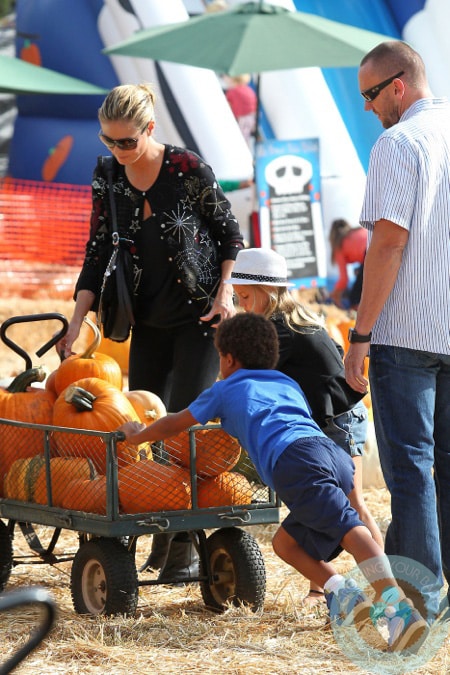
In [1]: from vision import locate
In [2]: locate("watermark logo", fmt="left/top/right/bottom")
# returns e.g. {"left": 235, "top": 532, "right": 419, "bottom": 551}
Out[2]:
{"left": 328, "top": 555, "right": 449, "bottom": 674}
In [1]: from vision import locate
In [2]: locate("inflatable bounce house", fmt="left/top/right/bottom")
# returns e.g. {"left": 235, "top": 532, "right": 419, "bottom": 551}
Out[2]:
{"left": 4, "top": 0, "right": 450, "bottom": 278}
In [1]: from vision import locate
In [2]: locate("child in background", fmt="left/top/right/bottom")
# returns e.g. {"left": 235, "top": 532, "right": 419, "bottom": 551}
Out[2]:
{"left": 227, "top": 247, "right": 382, "bottom": 606}
{"left": 118, "top": 313, "right": 427, "bottom": 652}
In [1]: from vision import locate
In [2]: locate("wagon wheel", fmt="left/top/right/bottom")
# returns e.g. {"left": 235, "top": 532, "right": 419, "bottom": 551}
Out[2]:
{"left": 0, "top": 520, "right": 13, "bottom": 592}
{"left": 70, "top": 538, "right": 138, "bottom": 616}
{"left": 200, "top": 527, "right": 266, "bottom": 613}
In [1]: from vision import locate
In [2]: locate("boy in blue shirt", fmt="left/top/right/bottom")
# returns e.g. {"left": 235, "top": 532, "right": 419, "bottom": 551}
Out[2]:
{"left": 119, "top": 313, "right": 427, "bottom": 652}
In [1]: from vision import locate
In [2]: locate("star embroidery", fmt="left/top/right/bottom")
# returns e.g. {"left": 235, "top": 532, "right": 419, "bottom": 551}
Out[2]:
{"left": 163, "top": 204, "right": 197, "bottom": 242}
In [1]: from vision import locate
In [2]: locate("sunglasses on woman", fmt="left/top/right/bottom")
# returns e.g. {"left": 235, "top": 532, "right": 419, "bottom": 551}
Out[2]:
{"left": 98, "top": 125, "right": 148, "bottom": 150}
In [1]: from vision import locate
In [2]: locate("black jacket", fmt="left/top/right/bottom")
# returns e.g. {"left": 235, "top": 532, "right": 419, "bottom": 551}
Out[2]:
{"left": 75, "top": 146, "right": 243, "bottom": 322}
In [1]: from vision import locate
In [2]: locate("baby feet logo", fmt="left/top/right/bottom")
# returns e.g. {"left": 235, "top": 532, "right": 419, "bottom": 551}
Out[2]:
{"left": 327, "top": 555, "right": 449, "bottom": 674}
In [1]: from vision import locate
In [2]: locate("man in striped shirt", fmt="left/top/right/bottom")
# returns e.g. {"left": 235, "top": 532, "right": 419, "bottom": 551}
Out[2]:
{"left": 345, "top": 41, "right": 450, "bottom": 624}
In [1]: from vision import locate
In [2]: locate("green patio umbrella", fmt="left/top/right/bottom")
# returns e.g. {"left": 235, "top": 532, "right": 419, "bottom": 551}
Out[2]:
{"left": 104, "top": 1, "right": 392, "bottom": 75}
{"left": 0, "top": 55, "right": 108, "bottom": 95}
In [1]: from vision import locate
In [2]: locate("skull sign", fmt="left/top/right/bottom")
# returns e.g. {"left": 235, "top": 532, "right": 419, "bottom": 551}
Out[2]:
{"left": 265, "top": 155, "right": 313, "bottom": 196}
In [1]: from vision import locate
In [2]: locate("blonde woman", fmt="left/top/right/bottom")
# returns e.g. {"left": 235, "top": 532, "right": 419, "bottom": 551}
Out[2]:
{"left": 59, "top": 83, "right": 244, "bottom": 582}
{"left": 226, "top": 248, "right": 383, "bottom": 606}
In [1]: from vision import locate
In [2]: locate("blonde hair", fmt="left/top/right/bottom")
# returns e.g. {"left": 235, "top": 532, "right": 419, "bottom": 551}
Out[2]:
{"left": 259, "top": 285, "right": 324, "bottom": 332}
{"left": 98, "top": 83, "right": 157, "bottom": 130}
{"left": 230, "top": 74, "right": 252, "bottom": 86}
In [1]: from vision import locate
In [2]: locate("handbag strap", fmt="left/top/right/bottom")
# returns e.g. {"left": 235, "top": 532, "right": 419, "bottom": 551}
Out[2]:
{"left": 99, "top": 156, "right": 120, "bottom": 246}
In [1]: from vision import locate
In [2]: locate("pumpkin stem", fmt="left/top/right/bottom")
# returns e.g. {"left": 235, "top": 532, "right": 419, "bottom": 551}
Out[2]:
{"left": 7, "top": 366, "right": 46, "bottom": 393}
{"left": 64, "top": 385, "right": 96, "bottom": 411}
{"left": 79, "top": 316, "right": 101, "bottom": 359}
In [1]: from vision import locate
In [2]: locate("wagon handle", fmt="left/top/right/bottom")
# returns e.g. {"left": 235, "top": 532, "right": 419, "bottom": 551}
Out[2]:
{"left": 0, "top": 313, "right": 68, "bottom": 370}
{"left": 0, "top": 586, "right": 57, "bottom": 675}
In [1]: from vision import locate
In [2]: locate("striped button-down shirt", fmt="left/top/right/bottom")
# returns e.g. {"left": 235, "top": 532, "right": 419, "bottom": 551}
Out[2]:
{"left": 360, "top": 98, "right": 450, "bottom": 355}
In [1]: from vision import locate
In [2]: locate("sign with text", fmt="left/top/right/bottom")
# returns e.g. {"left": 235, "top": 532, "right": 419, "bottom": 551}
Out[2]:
{"left": 255, "top": 138, "right": 327, "bottom": 288}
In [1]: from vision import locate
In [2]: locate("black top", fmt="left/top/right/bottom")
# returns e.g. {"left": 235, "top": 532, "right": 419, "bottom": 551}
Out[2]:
{"left": 272, "top": 314, "right": 364, "bottom": 427}
{"left": 75, "top": 145, "right": 244, "bottom": 327}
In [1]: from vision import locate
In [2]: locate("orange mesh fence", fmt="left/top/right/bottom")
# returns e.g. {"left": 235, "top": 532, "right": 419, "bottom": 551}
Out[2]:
{"left": 0, "top": 178, "right": 92, "bottom": 298}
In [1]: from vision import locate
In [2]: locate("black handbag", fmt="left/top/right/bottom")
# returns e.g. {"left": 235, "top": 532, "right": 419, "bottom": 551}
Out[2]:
{"left": 97, "top": 157, "right": 135, "bottom": 342}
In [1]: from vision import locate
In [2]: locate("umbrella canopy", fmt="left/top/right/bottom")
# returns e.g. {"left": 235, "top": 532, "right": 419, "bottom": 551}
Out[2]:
{"left": 104, "top": 1, "right": 392, "bottom": 75}
{"left": 0, "top": 55, "right": 108, "bottom": 95}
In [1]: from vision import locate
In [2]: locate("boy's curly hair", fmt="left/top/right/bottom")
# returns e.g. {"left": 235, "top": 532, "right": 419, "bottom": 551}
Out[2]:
{"left": 215, "top": 313, "right": 279, "bottom": 369}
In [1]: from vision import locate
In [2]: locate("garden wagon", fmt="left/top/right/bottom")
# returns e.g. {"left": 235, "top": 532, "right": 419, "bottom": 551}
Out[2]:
{"left": 0, "top": 314, "right": 280, "bottom": 617}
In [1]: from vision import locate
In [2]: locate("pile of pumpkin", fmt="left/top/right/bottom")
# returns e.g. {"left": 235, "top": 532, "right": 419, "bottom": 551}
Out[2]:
{"left": 0, "top": 317, "right": 253, "bottom": 515}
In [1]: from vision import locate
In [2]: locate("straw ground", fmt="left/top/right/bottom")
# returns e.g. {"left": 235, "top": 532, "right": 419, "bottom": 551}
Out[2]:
{"left": 0, "top": 296, "right": 448, "bottom": 674}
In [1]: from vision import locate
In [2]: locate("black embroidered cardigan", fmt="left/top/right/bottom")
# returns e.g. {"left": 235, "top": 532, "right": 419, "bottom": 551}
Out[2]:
{"left": 75, "top": 145, "right": 244, "bottom": 323}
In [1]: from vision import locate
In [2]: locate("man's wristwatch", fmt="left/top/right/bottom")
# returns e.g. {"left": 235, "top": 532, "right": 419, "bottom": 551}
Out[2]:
{"left": 348, "top": 328, "right": 372, "bottom": 344}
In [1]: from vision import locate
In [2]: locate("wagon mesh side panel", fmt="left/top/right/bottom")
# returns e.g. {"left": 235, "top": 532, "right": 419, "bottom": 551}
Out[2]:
{"left": 0, "top": 420, "right": 273, "bottom": 517}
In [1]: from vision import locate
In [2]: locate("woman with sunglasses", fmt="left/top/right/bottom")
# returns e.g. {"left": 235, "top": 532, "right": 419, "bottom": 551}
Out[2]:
{"left": 59, "top": 83, "right": 244, "bottom": 581}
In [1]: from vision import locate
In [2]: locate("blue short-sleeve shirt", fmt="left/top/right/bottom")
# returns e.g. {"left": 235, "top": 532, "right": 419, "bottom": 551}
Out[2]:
{"left": 189, "top": 369, "right": 324, "bottom": 489}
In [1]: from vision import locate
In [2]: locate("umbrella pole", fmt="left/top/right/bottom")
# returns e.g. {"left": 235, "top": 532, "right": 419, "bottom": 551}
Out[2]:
{"left": 251, "top": 72, "right": 261, "bottom": 247}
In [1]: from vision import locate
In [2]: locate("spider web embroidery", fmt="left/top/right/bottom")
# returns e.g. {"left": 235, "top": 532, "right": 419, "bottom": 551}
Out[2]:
{"left": 200, "top": 188, "right": 230, "bottom": 216}
{"left": 175, "top": 248, "right": 217, "bottom": 287}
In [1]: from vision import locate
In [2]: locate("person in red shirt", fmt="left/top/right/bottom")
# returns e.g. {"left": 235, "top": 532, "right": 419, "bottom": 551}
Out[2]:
{"left": 224, "top": 74, "right": 257, "bottom": 146}
{"left": 329, "top": 219, "right": 368, "bottom": 309}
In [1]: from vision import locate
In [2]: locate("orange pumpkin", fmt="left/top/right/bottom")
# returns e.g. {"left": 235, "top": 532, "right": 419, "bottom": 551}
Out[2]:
{"left": 0, "top": 367, "right": 56, "bottom": 496}
{"left": 54, "top": 316, "right": 122, "bottom": 395}
{"left": 197, "top": 471, "right": 253, "bottom": 508}
{"left": 124, "top": 389, "right": 167, "bottom": 424}
{"left": 118, "top": 460, "right": 191, "bottom": 513}
{"left": 44, "top": 368, "right": 58, "bottom": 396}
{"left": 336, "top": 319, "right": 355, "bottom": 354}
{"left": 52, "top": 377, "right": 147, "bottom": 474}
{"left": 167, "top": 426, "right": 241, "bottom": 477}
{"left": 61, "top": 476, "right": 107, "bottom": 514}
{"left": 33, "top": 456, "right": 97, "bottom": 506}
{"left": 325, "top": 317, "right": 346, "bottom": 351}
{"left": 3, "top": 455, "right": 45, "bottom": 502}
{"left": 97, "top": 327, "right": 130, "bottom": 374}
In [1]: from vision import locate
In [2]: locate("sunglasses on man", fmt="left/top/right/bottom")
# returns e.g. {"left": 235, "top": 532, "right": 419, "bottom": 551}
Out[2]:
{"left": 361, "top": 71, "right": 404, "bottom": 102}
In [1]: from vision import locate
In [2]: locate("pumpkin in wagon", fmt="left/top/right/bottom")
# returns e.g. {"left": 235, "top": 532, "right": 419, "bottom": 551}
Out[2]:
{"left": 33, "top": 456, "right": 97, "bottom": 507}
{"left": 3, "top": 455, "right": 45, "bottom": 502}
{"left": 61, "top": 475, "right": 107, "bottom": 514}
{"left": 167, "top": 425, "right": 241, "bottom": 477}
{"left": 52, "top": 377, "right": 149, "bottom": 474}
{"left": 53, "top": 316, "right": 123, "bottom": 395}
{"left": 123, "top": 389, "right": 166, "bottom": 424}
{"left": 0, "top": 366, "right": 56, "bottom": 496}
{"left": 197, "top": 471, "right": 253, "bottom": 508}
{"left": 118, "top": 460, "right": 191, "bottom": 513}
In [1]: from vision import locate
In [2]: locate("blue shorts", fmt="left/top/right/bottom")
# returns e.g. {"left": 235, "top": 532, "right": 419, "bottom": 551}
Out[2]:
{"left": 321, "top": 400, "right": 368, "bottom": 458}
{"left": 272, "top": 436, "right": 364, "bottom": 561}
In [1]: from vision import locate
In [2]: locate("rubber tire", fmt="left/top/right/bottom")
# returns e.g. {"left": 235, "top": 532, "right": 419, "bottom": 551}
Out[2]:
{"left": 70, "top": 538, "right": 138, "bottom": 616}
{"left": 200, "top": 527, "right": 266, "bottom": 613}
{"left": 0, "top": 520, "right": 13, "bottom": 592}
